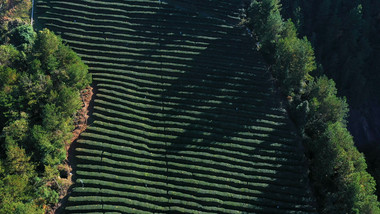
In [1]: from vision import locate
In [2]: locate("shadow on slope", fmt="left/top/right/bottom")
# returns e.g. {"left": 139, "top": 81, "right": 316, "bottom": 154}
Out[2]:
{"left": 152, "top": 3, "right": 316, "bottom": 213}
{"left": 45, "top": 0, "right": 316, "bottom": 212}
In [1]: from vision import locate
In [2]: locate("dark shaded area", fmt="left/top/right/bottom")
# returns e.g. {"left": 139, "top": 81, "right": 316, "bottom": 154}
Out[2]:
{"left": 281, "top": 0, "right": 380, "bottom": 200}
{"left": 160, "top": 34, "right": 316, "bottom": 212}
{"left": 148, "top": 2, "right": 316, "bottom": 212}
{"left": 281, "top": 0, "right": 380, "bottom": 149}
{"left": 36, "top": 0, "right": 316, "bottom": 212}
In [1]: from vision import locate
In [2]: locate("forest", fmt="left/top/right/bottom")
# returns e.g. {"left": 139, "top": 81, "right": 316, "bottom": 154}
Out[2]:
{"left": 276, "top": 0, "right": 380, "bottom": 208}
{"left": 0, "top": 0, "right": 91, "bottom": 213}
{"left": 244, "top": 0, "right": 380, "bottom": 213}
{"left": 278, "top": 0, "right": 380, "bottom": 200}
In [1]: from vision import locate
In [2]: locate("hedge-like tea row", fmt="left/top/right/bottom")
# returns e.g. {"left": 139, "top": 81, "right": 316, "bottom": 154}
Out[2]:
{"left": 36, "top": 0, "right": 317, "bottom": 212}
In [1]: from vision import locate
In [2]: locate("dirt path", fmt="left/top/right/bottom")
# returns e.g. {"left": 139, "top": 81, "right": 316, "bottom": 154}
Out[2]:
{"left": 70, "top": 86, "right": 93, "bottom": 146}
{"left": 49, "top": 86, "right": 94, "bottom": 214}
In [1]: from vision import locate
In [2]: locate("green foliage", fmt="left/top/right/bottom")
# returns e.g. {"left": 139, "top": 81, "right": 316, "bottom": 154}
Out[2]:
{"left": 0, "top": 1, "right": 91, "bottom": 212}
{"left": 247, "top": 3, "right": 315, "bottom": 96}
{"left": 55, "top": 43, "right": 91, "bottom": 89}
{"left": 306, "top": 76, "right": 349, "bottom": 136}
{"left": 32, "top": 28, "right": 91, "bottom": 89}
{"left": 3, "top": 113, "right": 29, "bottom": 143}
{"left": 308, "top": 123, "right": 380, "bottom": 214}
{"left": 56, "top": 87, "right": 82, "bottom": 117}
{"left": 20, "top": 72, "right": 52, "bottom": 112}
{"left": 0, "top": 174, "right": 42, "bottom": 214}
{"left": 41, "top": 104, "right": 61, "bottom": 132}
{"left": 0, "top": 27, "right": 91, "bottom": 213}
{"left": 0, "top": 92, "right": 17, "bottom": 127}
{"left": 65, "top": 60, "right": 91, "bottom": 90}
{"left": 0, "top": 201, "right": 43, "bottom": 214}
{"left": 4, "top": 143, "right": 35, "bottom": 177}
{"left": 31, "top": 125, "right": 54, "bottom": 166}
{"left": 0, "top": 66, "right": 18, "bottom": 87}
{"left": 36, "top": 185, "right": 59, "bottom": 205}
{"left": 0, "top": 44, "right": 21, "bottom": 67}
{"left": 42, "top": 103, "right": 74, "bottom": 144}
{"left": 0, "top": 0, "right": 32, "bottom": 38}
{"left": 0, "top": 144, "right": 44, "bottom": 214}
{"left": 274, "top": 21, "right": 315, "bottom": 95}
{"left": 281, "top": 0, "right": 374, "bottom": 107}
{"left": 41, "top": 104, "right": 72, "bottom": 166}
{"left": 280, "top": 2, "right": 380, "bottom": 205}
{"left": 247, "top": 0, "right": 283, "bottom": 55}
{"left": 33, "top": 29, "right": 60, "bottom": 68}
{"left": 246, "top": 0, "right": 380, "bottom": 212}
{"left": 8, "top": 24, "right": 36, "bottom": 51}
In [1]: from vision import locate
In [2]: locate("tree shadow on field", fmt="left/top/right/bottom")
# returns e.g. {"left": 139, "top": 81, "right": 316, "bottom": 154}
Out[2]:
{"left": 39, "top": 0, "right": 316, "bottom": 212}
{"left": 154, "top": 2, "right": 316, "bottom": 213}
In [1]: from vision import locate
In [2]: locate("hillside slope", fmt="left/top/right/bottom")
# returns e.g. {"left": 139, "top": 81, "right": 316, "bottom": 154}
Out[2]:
{"left": 35, "top": 0, "right": 317, "bottom": 213}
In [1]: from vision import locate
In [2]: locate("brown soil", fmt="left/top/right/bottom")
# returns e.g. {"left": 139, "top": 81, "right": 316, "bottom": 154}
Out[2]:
{"left": 69, "top": 86, "right": 93, "bottom": 148}
{"left": 48, "top": 86, "right": 93, "bottom": 214}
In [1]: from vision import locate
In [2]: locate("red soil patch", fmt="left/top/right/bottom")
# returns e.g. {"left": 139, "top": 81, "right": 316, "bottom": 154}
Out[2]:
{"left": 64, "top": 86, "right": 93, "bottom": 181}
{"left": 48, "top": 86, "right": 93, "bottom": 214}
{"left": 69, "top": 86, "right": 93, "bottom": 146}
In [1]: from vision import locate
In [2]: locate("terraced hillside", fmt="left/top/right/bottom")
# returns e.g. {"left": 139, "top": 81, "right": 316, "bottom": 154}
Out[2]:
{"left": 35, "top": 0, "right": 317, "bottom": 213}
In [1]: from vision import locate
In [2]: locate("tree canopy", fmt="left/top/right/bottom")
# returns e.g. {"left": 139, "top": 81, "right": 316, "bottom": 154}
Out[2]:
{"left": 0, "top": 26, "right": 91, "bottom": 213}
{"left": 245, "top": 0, "right": 380, "bottom": 212}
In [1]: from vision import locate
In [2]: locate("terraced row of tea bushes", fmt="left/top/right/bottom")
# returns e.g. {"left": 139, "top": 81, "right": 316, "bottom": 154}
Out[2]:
{"left": 36, "top": 0, "right": 317, "bottom": 213}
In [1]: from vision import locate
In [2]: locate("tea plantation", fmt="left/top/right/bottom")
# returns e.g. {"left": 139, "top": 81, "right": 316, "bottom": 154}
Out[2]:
{"left": 35, "top": 0, "right": 317, "bottom": 213}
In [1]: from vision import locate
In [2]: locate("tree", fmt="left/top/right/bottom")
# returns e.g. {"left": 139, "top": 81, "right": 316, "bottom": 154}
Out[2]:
{"left": 65, "top": 61, "right": 91, "bottom": 90}
{"left": 309, "top": 122, "right": 380, "bottom": 214}
{"left": 0, "top": 26, "right": 91, "bottom": 212}
{"left": 41, "top": 104, "right": 72, "bottom": 165}
{"left": 56, "top": 86, "right": 82, "bottom": 117}
{"left": 19, "top": 71, "right": 53, "bottom": 113}
{"left": 30, "top": 125, "right": 53, "bottom": 166}
{"left": 33, "top": 29, "right": 60, "bottom": 72}
{"left": 247, "top": 0, "right": 283, "bottom": 56}
{"left": 31, "top": 29, "right": 91, "bottom": 89}
{"left": 8, "top": 24, "right": 36, "bottom": 51}
{"left": 0, "top": 66, "right": 18, "bottom": 88}
{"left": 2, "top": 113, "right": 29, "bottom": 143}
{"left": 245, "top": 1, "right": 380, "bottom": 212}
{"left": 4, "top": 143, "right": 34, "bottom": 177}
{"left": 42, "top": 104, "right": 62, "bottom": 132}
{"left": 281, "top": 0, "right": 372, "bottom": 107}
{"left": 0, "top": 45, "right": 20, "bottom": 67}
{"left": 306, "top": 76, "right": 349, "bottom": 136}
{"left": 0, "top": 173, "right": 44, "bottom": 214}
{"left": 274, "top": 20, "right": 315, "bottom": 96}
